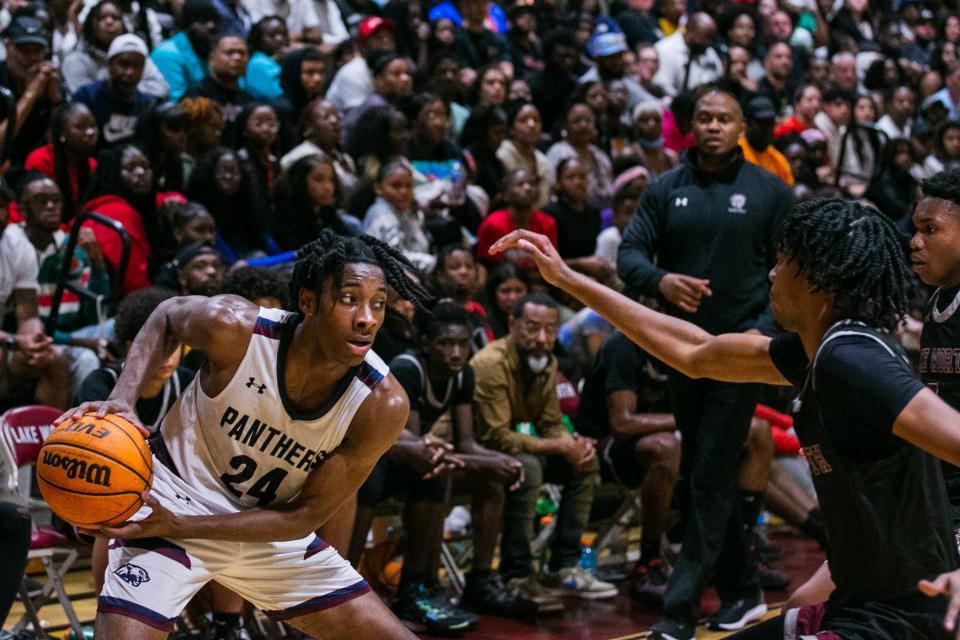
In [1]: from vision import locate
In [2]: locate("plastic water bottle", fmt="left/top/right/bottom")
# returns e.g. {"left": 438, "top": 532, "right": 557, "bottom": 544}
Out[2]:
{"left": 578, "top": 544, "right": 597, "bottom": 576}
{"left": 447, "top": 161, "right": 466, "bottom": 206}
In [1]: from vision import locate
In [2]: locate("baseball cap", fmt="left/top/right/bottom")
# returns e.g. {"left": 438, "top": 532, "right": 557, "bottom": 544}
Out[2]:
{"left": 107, "top": 33, "right": 148, "bottom": 60}
{"left": 589, "top": 17, "right": 627, "bottom": 58}
{"left": 359, "top": 16, "right": 395, "bottom": 39}
{"left": 4, "top": 16, "right": 49, "bottom": 47}
{"left": 745, "top": 95, "right": 777, "bottom": 120}
{"left": 175, "top": 243, "right": 221, "bottom": 270}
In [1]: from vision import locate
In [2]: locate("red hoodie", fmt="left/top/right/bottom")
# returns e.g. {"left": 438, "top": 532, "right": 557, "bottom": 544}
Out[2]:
{"left": 81, "top": 194, "right": 151, "bottom": 296}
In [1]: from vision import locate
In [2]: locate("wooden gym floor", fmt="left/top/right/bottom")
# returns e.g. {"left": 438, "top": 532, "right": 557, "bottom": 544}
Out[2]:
{"left": 5, "top": 528, "right": 825, "bottom": 639}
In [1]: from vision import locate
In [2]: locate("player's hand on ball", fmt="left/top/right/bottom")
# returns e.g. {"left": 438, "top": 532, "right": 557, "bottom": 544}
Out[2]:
{"left": 98, "top": 491, "right": 175, "bottom": 539}
{"left": 489, "top": 230, "right": 573, "bottom": 288}
{"left": 55, "top": 401, "right": 148, "bottom": 437}
{"left": 920, "top": 570, "right": 960, "bottom": 637}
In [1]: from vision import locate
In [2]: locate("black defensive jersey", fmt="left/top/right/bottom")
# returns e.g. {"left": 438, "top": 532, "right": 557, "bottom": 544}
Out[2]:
{"left": 920, "top": 286, "right": 960, "bottom": 527}
{"left": 770, "top": 321, "right": 955, "bottom": 635}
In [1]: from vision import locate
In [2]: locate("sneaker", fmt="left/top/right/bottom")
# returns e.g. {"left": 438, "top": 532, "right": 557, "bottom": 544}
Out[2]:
{"left": 543, "top": 566, "right": 618, "bottom": 600}
{"left": 758, "top": 563, "right": 790, "bottom": 592}
{"left": 706, "top": 592, "right": 768, "bottom": 631}
{"left": 392, "top": 583, "right": 475, "bottom": 635}
{"left": 648, "top": 618, "right": 695, "bottom": 640}
{"left": 630, "top": 558, "right": 670, "bottom": 602}
{"left": 462, "top": 573, "right": 538, "bottom": 618}
{"left": 425, "top": 584, "right": 477, "bottom": 629}
{"left": 506, "top": 576, "right": 564, "bottom": 613}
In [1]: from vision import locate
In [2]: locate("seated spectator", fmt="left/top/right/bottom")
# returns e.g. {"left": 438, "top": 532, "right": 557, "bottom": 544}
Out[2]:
{"left": 460, "top": 104, "right": 508, "bottom": 205}
{"left": 72, "top": 34, "right": 158, "bottom": 149}
{"left": 877, "top": 85, "right": 916, "bottom": 142}
{"left": 542, "top": 158, "right": 612, "bottom": 283}
{"left": 1, "top": 16, "right": 65, "bottom": 167}
{"left": 16, "top": 174, "right": 110, "bottom": 377}
{"left": 476, "top": 168, "right": 557, "bottom": 271}
{"left": 345, "top": 104, "right": 409, "bottom": 180}
{"left": 921, "top": 120, "right": 960, "bottom": 178}
{"left": 134, "top": 102, "right": 188, "bottom": 192}
{"left": 371, "top": 266, "right": 423, "bottom": 363}
{"left": 279, "top": 97, "right": 358, "bottom": 193}
{"left": 426, "top": 52, "right": 469, "bottom": 142}
{"left": 272, "top": 47, "right": 326, "bottom": 152}
{"left": 244, "top": 16, "right": 288, "bottom": 101}
{"left": 774, "top": 84, "right": 822, "bottom": 139}
{"left": 0, "top": 185, "right": 71, "bottom": 409}
{"left": 578, "top": 330, "right": 680, "bottom": 601}
{"left": 470, "top": 292, "right": 612, "bottom": 609}
{"left": 76, "top": 0, "right": 166, "bottom": 51}
{"left": 481, "top": 262, "right": 529, "bottom": 340}
{"left": 864, "top": 137, "right": 918, "bottom": 228}
{"left": 363, "top": 161, "right": 436, "bottom": 273}
{"left": 467, "top": 63, "right": 509, "bottom": 109}
{"left": 595, "top": 186, "right": 642, "bottom": 268}
{"left": 221, "top": 264, "right": 289, "bottom": 309}
{"left": 719, "top": 45, "right": 759, "bottom": 104}
{"left": 496, "top": 101, "right": 553, "bottom": 209}
{"left": 430, "top": 245, "right": 492, "bottom": 352}
{"left": 343, "top": 52, "right": 414, "bottom": 139}
{"left": 623, "top": 101, "right": 677, "bottom": 174}
{"left": 179, "top": 96, "right": 225, "bottom": 180}
{"left": 153, "top": 201, "right": 215, "bottom": 285}
{"left": 62, "top": 0, "right": 169, "bottom": 99}
{"left": 244, "top": 0, "right": 319, "bottom": 43}
{"left": 406, "top": 92, "right": 483, "bottom": 242}
{"left": 185, "top": 147, "right": 274, "bottom": 261}
{"left": 272, "top": 154, "right": 361, "bottom": 251}
{"left": 739, "top": 96, "right": 795, "bottom": 186}
{"left": 82, "top": 143, "right": 160, "bottom": 295}
{"left": 546, "top": 102, "right": 614, "bottom": 210}
{"left": 453, "top": 0, "right": 509, "bottom": 78}
{"left": 150, "top": 0, "right": 220, "bottom": 102}
{"left": 327, "top": 16, "right": 396, "bottom": 114}
{"left": 580, "top": 18, "right": 653, "bottom": 109}
{"left": 170, "top": 243, "right": 225, "bottom": 296}
{"left": 661, "top": 90, "right": 696, "bottom": 153}
{"left": 652, "top": 12, "right": 722, "bottom": 98}
{"left": 755, "top": 42, "right": 794, "bottom": 117}
{"left": 526, "top": 28, "right": 579, "bottom": 135}
{"left": 235, "top": 102, "right": 280, "bottom": 193}
{"left": 184, "top": 33, "right": 254, "bottom": 133}
{"left": 24, "top": 103, "right": 98, "bottom": 222}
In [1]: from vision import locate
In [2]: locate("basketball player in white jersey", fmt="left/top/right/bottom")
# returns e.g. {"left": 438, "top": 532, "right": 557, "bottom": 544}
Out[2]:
{"left": 57, "top": 231, "right": 431, "bottom": 640}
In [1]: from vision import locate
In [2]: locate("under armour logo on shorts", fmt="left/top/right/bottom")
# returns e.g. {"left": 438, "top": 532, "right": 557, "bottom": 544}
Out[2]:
{"left": 114, "top": 563, "right": 150, "bottom": 587}
{"left": 246, "top": 377, "right": 267, "bottom": 394}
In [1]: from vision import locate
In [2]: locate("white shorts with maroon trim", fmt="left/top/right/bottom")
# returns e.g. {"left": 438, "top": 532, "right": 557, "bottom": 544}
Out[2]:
{"left": 97, "top": 458, "right": 368, "bottom": 631}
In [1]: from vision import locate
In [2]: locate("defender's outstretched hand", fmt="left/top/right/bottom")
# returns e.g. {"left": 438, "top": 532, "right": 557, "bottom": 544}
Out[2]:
{"left": 920, "top": 570, "right": 960, "bottom": 637}
{"left": 490, "top": 231, "right": 573, "bottom": 289}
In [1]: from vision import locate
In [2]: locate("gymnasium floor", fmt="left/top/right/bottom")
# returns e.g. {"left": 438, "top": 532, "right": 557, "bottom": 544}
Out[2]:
{"left": 5, "top": 529, "right": 825, "bottom": 640}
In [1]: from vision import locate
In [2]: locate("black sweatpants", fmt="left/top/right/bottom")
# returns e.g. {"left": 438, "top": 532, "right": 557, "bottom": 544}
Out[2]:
{"left": 0, "top": 501, "right": 31, "bottom": 625}
{"left": 663, "top": 375, "right": 762, "bottom": 626}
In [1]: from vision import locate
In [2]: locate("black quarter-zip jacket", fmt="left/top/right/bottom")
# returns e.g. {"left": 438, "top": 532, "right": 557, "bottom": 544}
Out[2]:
{"left": 617, "top": 148, "right": 794, "bottom": 335}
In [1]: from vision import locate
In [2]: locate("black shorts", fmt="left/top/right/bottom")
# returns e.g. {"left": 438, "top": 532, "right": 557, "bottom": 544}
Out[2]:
{"left": 599, "top": 436, "right": 647, "bottom": 488}
{"left": 357, "top": 456, "right": 448, "bottom": 507}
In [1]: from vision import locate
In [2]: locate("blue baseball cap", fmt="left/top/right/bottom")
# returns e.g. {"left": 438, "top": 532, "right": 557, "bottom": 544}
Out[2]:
{"left": 589, "top": 17, "right": 627, "bottom": 57}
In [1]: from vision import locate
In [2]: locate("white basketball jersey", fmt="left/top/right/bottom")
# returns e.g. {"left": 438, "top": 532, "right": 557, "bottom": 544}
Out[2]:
{"left": 152, "top": 307, "right": 389, "bottom": 514}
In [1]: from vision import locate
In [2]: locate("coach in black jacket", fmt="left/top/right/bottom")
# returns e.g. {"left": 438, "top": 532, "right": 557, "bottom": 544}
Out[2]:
{"left": 618, "top": 88, "right": 794, "bottom": 640}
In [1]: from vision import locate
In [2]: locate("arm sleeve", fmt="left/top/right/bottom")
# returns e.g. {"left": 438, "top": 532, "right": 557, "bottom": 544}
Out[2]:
{"left": 616, "top": 178, "right": 668, "bottom": 297}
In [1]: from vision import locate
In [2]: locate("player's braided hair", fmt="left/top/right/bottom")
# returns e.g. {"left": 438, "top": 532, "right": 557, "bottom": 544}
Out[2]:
{"left": 775, "top": 198, "right": 913, "bottom": 332}
{"left": 290, "top": 229, "right": 432, "bottom": 310}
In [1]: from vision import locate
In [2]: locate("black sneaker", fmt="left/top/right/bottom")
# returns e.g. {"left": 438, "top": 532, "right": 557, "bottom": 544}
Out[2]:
{"left": 706, "top": 592, "right": 768, "bottom": 631}
{"left": 648, "top": 618, "right": 695, "bottom": 640}
{"left": 392, "top": 583, "right": 475, "bottom": 636}
{"left": 426, "top": 584, "right": 477, "bottom": 629}
{"left": 758, "top": 562, "right": 790, "bottom": 592}
{"left": 630, "top": 558, "right": 670, "bottom": 602}
{"left": 462, "top": 573, "right": 538, "bottom": 618}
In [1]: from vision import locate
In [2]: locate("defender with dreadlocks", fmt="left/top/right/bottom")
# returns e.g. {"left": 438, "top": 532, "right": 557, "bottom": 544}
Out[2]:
{"left": 491, "top": 199, "right": 960, "bottom": 639}
{"left": 58, "top": 230, "right": 429, "bottom": 640}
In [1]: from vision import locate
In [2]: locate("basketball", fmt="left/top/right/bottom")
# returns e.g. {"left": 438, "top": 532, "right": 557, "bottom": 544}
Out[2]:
{"left": 36, "top": 413, "right": 153, "bottom": 528}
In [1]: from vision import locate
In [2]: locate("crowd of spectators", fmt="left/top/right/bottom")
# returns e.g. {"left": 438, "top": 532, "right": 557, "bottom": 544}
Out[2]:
{"left": 0, "top": 0, "right": 954, "bottom": 637}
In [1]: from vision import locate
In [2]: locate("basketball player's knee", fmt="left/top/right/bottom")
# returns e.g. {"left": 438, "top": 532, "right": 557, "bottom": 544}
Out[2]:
{"left": 636, "top": 432, "right": 681, "bottom": 472}
{"left": 95, "top": 612, "right": 169, "bottom": 640}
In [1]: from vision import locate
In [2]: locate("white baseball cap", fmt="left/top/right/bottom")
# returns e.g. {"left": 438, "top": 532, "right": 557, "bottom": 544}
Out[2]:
{"left": 107, "top": 33, "right": 148, "bottom": 60}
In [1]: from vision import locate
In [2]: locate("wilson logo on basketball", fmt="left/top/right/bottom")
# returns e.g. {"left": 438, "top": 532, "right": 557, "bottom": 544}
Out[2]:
{"left": 42, "top": 452, "right": 113, "bottom": 487}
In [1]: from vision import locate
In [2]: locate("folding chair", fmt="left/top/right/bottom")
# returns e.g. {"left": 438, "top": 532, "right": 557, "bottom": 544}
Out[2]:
{"left": 0, "top": 405, "right": 85, "bottom": 639}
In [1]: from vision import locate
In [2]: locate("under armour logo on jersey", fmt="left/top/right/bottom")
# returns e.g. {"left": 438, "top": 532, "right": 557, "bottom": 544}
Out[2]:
{"left": 174, "top": 492, "right": 192, "bottom": 504}
{"left": 675, "top": 196, "right": 688, "bottom": 207}
{"left": 246, "top": 377, "right": 267, "bottom": 394}
{"left": 114, "top": 563, "right": 150, "bottom": 587}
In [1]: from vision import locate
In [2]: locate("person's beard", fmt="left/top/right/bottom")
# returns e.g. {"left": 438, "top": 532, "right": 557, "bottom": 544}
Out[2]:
{"left": 519, "top": 345, "right": 551, "bottom": 374}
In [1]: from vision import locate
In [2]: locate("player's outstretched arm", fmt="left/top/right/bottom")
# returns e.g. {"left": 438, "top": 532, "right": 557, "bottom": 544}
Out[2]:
{"left": 894, "top": 388, "right": 960, "bottom": 469}
{"left": 490, "top": 231, "right": 790, "bottom": 386}
{"left": 57, "top": 295, "right": 258, "bottom": 430}
{"left": 102, "top": 374, "right": 410, "bottom": 543}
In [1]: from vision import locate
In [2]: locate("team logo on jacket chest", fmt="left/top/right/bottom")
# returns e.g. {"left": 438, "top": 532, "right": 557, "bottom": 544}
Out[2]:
{"left": 728, "top": 193, "right": 747, "bottom": 214}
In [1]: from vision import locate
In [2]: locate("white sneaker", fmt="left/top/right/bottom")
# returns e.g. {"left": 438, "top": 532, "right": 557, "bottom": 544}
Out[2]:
{"left": 545, "top": 566, "right": 619, "bottom": 600}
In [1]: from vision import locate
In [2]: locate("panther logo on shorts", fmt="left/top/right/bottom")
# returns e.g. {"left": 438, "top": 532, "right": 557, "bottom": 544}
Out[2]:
{"left": 114, "top": 563, "right": 151, "bottom": 587}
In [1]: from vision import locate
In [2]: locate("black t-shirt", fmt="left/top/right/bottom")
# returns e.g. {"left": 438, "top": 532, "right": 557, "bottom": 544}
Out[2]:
{"left": 578, "top": 332, "right": 669, "bottom": 440}
{"left": 769, "top": 322, "right": 956, "bottom": 612}
{"left": 390, "top": 354, "right": 474, "bottom": 430}
{"left": 542, "top": 199, "right": 602, "bottom": 260}
{"left": 76, "top": 364, "right": 196, "bottom": 433}
{"left": 920, "top": 286, "right": 960, "bottom": 521}
{"left": 453, "top": 27, "right": 508, "bottom": 70}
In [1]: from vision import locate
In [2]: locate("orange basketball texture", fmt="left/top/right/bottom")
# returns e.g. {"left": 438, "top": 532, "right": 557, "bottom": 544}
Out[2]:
{"left": 37, "top": 413, "right": 153, "bottom": 527}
